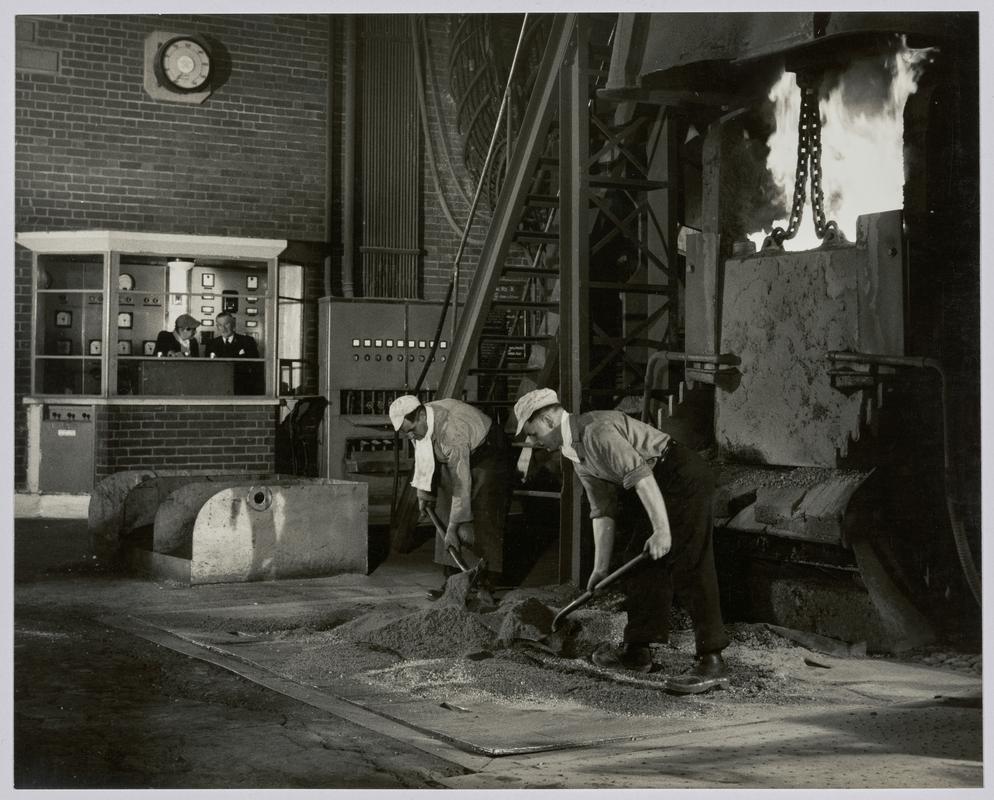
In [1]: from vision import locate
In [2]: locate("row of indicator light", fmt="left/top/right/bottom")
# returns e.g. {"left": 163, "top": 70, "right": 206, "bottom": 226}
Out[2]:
{"left": 351, "top": 338, "right": 448, "bottom": 349}
{"left": 354, "top": 352, "right": 445, "bottom": 363}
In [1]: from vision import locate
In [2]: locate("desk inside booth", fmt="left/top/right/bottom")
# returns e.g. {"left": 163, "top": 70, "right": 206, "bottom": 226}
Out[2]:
{"left": 118, "top": 357, "right": 265, "bottom": 396}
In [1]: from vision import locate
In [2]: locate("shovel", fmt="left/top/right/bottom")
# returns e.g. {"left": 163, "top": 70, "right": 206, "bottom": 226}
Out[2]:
{"left": 551, "top": 552, "right": 650, "bottom": 632}
{"left": 424, "top": 506, "right": 471, "bottom": 572}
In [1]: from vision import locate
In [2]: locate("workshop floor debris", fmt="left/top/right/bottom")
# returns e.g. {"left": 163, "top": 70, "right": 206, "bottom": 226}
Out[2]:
{"left": 123, "top": 567, "right": 982, "bottom": 768}
{"left": 16, "top": 519, "right": 984, "bottom": 789}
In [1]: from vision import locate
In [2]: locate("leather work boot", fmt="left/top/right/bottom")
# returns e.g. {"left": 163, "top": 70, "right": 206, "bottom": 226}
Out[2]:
{"left": 590, "top": 641, "right": 653, "bottom": 673}
{"left": 665, "top": 652, "right": 730, "bottom": 695}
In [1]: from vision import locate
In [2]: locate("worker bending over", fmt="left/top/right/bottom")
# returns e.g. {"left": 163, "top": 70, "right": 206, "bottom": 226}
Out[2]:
{"left": 389, "top": 395, "right": 512, "bottom": 590}
{"left": 514, "top": 388, "right": 729, "bottom": 692}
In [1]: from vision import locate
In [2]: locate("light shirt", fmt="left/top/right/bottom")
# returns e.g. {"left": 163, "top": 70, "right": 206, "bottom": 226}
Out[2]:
{"left": 566, "top": 410, "right": 672, "bottom": 520}
{"left": 560, "top": 411, "right": 581, "bottom": 464}
{"left": 416, "top": 398, "right": 491, "bottom": 525}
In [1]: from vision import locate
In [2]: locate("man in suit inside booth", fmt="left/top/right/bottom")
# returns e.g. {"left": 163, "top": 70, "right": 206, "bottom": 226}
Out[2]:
{"left": 206, "top": 311, "right": 262, "bottom": 394}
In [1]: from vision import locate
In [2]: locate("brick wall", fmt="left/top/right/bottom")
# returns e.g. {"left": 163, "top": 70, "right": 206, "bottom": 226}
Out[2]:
{"left": 15, "top": 14, "right": 331, "bottom": 238}
{"left": 13, "top": 13, "right": 511, "bottom": 488}
{"left": 93, "top": 404, "right": 277, "bottom": 478}
{"left": 14, "top": 14, "right": 333, "bottom": 487}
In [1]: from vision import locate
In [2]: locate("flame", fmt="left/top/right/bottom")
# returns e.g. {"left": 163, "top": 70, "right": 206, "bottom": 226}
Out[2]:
{"left": 749, "top": 39, "right": 935, "bottom": 252}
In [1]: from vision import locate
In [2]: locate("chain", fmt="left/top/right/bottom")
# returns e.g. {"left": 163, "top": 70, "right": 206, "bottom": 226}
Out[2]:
{"left": 770, "top": 72, "right": 838, "bottom": 246}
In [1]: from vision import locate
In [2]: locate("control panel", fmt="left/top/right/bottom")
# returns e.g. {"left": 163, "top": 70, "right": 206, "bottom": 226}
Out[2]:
{"left": 318, "top": 298, "right": 476, "bottom": 524}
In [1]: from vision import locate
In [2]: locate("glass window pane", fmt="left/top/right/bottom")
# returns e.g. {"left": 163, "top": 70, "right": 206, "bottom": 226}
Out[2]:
{"left": 277, "top": 263, "right": 304, "bottom": 395}
{"left": 35, "top": 292, "right": 103, "bottom": 357}
{"left": 38, "top": 254, "right": 103, "bottom": 291}
{"left": 34, "top": 358, "right": 101, "bottom": 395}
{"left": 113, "top": 256, "right": 269, "bottom": 397}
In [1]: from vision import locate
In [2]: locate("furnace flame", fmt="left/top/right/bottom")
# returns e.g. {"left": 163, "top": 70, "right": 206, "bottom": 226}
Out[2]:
{"left": 749, "top": 38, "right": 935, "bottom": 252}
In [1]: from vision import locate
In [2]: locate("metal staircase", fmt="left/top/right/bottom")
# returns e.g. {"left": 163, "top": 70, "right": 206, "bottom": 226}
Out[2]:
{"left": 395, "top": 13, "right": 687, "bottom": 583}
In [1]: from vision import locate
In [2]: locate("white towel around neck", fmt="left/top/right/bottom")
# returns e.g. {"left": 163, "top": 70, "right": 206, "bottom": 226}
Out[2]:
{"left": 410, "top": 404, "right": 436, "bottom": 492}
{"left": 560, "top": 411, "right": 581, "bottom": 464}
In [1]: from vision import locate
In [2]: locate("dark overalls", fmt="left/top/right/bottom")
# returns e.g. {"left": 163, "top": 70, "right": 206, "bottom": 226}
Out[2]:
{"left": 616, "top": 440, "right": 729, "bottom": 656}
{"left": 432, "top": 421, "right": 512, "bottom": 573}
{"left": 570, "top": 410, "right": 728, "bottom": 657}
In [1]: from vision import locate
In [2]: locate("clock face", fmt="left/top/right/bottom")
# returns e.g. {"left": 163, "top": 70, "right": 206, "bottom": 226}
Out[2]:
{"left": 159, "top": 37, "right": 212, "bottom": 92}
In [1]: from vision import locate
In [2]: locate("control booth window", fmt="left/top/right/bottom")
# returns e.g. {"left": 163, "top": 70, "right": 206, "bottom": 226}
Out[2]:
{"left": 31, "top": 253, "right": 271, "bottom": 397}
{"left": 22, "top": 232, "right": 286, "bottom": 401}
{"left": 113, "top": 257, "right": 270, "bottom": 396}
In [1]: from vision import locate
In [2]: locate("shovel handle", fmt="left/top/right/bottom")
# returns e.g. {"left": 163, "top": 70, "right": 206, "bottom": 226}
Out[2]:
{"left": 425, "top": 506, "right": 470, "bottom": 572}
{"left": 551, "top": 551, "right": 650, "bottom": 631}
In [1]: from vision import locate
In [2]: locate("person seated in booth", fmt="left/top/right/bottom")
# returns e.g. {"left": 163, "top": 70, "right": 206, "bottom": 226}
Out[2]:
{"left": 154, "top": 314, "right": 200, "bottom": 358}
{"left": 206, "top": 311, "right": 263, "bottom": 394}
{"left": 205, "top": 312, "right": 259, "bottom": 359}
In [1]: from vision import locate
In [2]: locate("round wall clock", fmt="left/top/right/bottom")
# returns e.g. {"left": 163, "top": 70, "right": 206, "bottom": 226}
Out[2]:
{"left": 154, "top": 35, "right": 213, "bottom": 93}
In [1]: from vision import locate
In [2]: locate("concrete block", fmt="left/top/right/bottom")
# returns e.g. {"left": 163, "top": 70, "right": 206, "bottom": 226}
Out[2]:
{"left": 153, "top": 478, "right": 273, "bottom": 555}
{"left": 88, "top": 470, "right": 158, "bottom": 560}
{"left": 88, "top": 469, "right": 272, "bottom": 560}
{"left": 190, "top": 479, "right": 368, "bottom": 584}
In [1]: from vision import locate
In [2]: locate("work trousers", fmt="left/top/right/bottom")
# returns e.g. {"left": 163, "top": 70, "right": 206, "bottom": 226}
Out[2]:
{"left": 434, "top": 423, "right": 513, "bottom": 572}
{"left": 616, "top": 441, "right": 729, "bottom": 656}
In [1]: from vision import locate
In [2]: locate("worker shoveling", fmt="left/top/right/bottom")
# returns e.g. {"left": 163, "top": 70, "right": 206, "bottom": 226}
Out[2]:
{"left": 323, "top": 576, "right": 726, "bottom": 698}
{"left": 546, "top": 552, "right": 729, "bottom": 695}
{"left": 327, "top": 527, "right": 724, "bottom": 696}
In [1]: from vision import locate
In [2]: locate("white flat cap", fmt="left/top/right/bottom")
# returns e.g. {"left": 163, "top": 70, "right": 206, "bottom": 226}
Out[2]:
{"left": 388, "top": 395, "right": 422, "bottom": 431}
{"left": 513, "top": 388, "right": 560, "bottom": 435}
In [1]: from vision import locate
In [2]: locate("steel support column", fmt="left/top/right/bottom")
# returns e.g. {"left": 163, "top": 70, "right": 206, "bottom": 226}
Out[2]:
{"left": 559, "top": 17, "right": 590, "bottom": 585}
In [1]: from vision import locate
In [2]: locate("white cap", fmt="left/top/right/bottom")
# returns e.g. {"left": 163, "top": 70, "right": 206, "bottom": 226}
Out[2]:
{"left": 388, "top": 395, "right": 422, "bottom": 431}
{"left": 513, "top": 388, "right": 560, "bottom": 435}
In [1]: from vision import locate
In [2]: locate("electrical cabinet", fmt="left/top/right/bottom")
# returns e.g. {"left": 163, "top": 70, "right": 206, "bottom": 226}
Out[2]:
{"left": 39, "top": 404, "right": 95, "bottom": 493}
{"left": 319, "top": 298, "right": 475, "bottom": 523}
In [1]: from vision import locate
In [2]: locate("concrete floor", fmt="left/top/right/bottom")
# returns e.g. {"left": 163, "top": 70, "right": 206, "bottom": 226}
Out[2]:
{"left": 11, "top": 515, "right": 987, "bottom": 792}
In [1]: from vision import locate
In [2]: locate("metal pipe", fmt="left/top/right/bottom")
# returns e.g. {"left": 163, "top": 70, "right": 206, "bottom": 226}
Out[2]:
{"left": 826, "top": 350, "right": 980, "bottom": 606}
{"left": 342, "top": 15, "right": 356, "bottom": 297}
{"left": 656, "top": 350, "right": 738, "bottom": 365}
{"left": 827, "top": 351, "right": 937, "bottom": 374}
{"left": 324, "top": 15, "right": 335, "bottom": 298}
